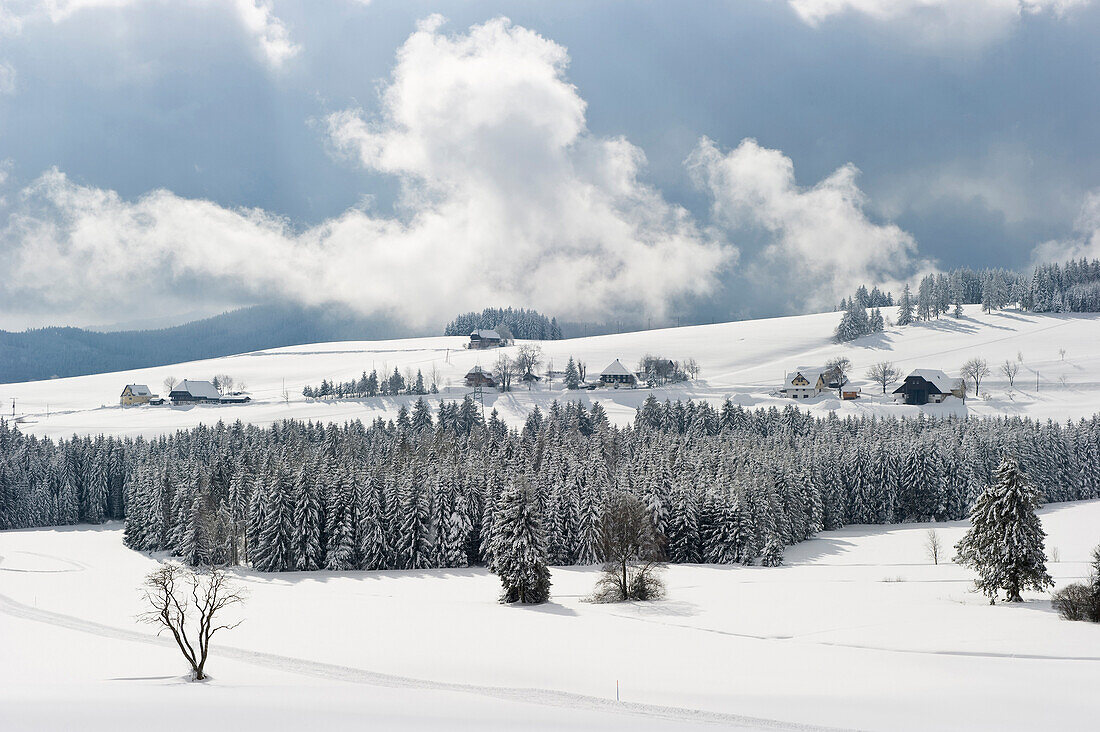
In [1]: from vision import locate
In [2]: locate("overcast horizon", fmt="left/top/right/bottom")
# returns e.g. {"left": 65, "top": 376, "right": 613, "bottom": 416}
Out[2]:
{"left": 1, "top": 0, "right": 1099, "bottom": 332}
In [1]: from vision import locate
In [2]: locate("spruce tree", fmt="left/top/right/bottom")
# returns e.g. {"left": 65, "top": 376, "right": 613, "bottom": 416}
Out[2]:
{"left": 955, "top": 456, "right": 1053, "bottom": 603}
{"left": 490, "top": 481, "right": 552, "bottom": 604}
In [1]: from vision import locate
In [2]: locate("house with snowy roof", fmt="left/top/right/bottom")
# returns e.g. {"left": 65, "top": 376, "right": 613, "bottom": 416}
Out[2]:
{"left": 464, "top": 365, "right": 497, "bottom": 388}
{"left": 120, "top": 384, "right": 156, "bottom": 406}
{"left": 782, "top": 368, "right": 827, "bottom": 399}
{"left": 168, "top": 379, "right": 222, "bottom": 404}
{"left": 599, "top": 359, "right": 637, "bottom": 387}
{"left": 468, "top": 330, "right": 502, "bottom": 349}
{"left": 892, "top": 369, "right": 965, "bottom": 405}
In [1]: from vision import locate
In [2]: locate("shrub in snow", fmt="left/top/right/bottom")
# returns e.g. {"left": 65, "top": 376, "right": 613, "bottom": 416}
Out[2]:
{"left": 591, "top": 492, "right": 665, "bottom": 603}
{"left": 1051, "top": 546, "right": 1100, "bottom": 623}
{"left": 955, "top": 456, "right": 1053, "bottom": 603}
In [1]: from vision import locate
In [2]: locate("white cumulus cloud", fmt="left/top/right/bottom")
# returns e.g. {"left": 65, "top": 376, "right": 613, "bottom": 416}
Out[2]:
{"left": 230, "top": 0, "right": 298, "bottom": 69}
{"left": 688, "top": 137, "right": 932, "bottom": 311}
{"left": 785, "top": 0, "right": 1090, "bottom": 48}
{"left": 0, "top": 0, "right": 299, "bottom": 70}
{"left": 0, "top": 17, "right": 732, "bottom": 327}
{"left": 1032, "top": 190, "right": 1100, "bottom": 263}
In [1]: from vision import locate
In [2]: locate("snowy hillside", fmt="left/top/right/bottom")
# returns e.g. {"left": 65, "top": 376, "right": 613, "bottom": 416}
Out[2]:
{"left": 3, "top": 500, "right": 1098, "bottom": 731}
{"left": 7, "top": 305, "right": 1100, "bottom": 439}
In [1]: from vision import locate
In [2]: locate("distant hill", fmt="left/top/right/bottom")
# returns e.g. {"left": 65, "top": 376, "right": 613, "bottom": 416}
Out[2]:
{"left": 0, "top": 304, "right": 412, "bottom": 384}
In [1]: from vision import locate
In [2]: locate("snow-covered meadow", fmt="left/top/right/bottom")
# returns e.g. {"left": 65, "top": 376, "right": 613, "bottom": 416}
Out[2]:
{"left": 6, "top": 305, "right": 1100, "bottom": 439}
{"left": 2, "top": 500, "right": 1098, "bottom": 731}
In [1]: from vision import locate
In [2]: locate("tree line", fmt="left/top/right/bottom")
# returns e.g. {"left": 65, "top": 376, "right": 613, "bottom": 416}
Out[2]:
{"left": 3, "top": 400, "right": 1100, "bottom": 573}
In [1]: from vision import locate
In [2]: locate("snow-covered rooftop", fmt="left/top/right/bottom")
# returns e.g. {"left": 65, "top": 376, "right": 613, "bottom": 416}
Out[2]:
{"left": 600, "top": 359, "right": 634, "bottom": 377}
{"left": 124, "top": 384, "right": 152, "bottom": 396}
{"left": 172, "top": 379, "right": 221, "bottom": 400}
{"left": 899, "top": 369, "right": 961, "bottom": 394}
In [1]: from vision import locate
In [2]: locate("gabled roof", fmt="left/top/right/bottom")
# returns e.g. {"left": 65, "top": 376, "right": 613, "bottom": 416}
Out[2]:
{"left": 895, "top": 369, "right": 960, "bottom": 395}
{"left": 172, "top": 379, "right": 221, "bottom": 400}
{"left": 124, "top": 384, "right": 152, "bottom": 396}
{"left": 601, "top": 359, "right": 635, "bottom": 377}
{"left": 465, "top": 365, "right": 491, "bottom": 376}
{"left": 470, "top": 329, "right": 501, "bottom": 340}
{"left": 784, "top": 368, "right": 825, "bottom": 389}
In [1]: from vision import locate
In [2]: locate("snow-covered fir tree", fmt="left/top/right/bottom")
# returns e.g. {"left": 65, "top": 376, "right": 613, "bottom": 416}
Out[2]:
{"left": 490, "top": 480, "right": 552, "bottom": 604}
{"left": 955, "top": 456, "right": 1053, "bottom": 603}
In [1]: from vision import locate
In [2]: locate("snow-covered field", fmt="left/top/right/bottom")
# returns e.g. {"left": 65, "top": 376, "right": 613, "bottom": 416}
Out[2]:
{"left": 6, "top": 305, "right": 1100, "bottom": 438}
{"left": 2, "top": 500, "right": 1098, "bottom": 731}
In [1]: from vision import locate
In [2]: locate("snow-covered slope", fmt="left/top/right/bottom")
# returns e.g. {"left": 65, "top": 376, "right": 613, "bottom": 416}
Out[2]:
{"left": 3, "top": 500, "right": 1098, "bottom": 731}
{"left": 8, "top": 305, "right": 1100, "bottom": 438}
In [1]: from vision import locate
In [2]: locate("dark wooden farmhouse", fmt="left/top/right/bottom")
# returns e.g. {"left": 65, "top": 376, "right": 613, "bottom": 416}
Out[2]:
{"left": 893, "top": 369, "right": 964, "bottom": 405}
{"left": 468, "top": 330, "right": 502, "bottom": 349}
{"left": 464, "top": 366, "right": 497, "bottom": 388}
{"left": 600, "top": 359, "right": 637, "bottom": 387}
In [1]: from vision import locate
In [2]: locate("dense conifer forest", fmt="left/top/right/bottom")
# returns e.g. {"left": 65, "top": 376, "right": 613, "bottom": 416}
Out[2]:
{"left": 2, "top": 399, "right": 1099, "bottom": 572}
{"left": 444, "top": 307, "right": 563, "bottom": 340}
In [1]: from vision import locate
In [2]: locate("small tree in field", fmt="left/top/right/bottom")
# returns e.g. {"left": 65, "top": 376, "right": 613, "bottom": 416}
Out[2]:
{"left": 163, "top": 376, "right": 178, "bottom": 394}
{"left": 961, "top": 357, "right": 990, "bottom": 397}
{"left": 490, "top": 481, "right": 551, "bottom": 604}
{"left": 955, "top": 456, "right": 1052, "bottom": 603}
{"left": 1001, "top": 360, "right": 1019, "bottom": 388}
{"left": 139, "top": 564, "right": 246, "bottom": 680}
{"left": 592, "top": 493, "right": 665, "bottom": 602}
{"left": 925, "top": 529, "right": 943, "bottom": 565}
{"left": 866, "top": 361, "right": 900, "bottom": 395}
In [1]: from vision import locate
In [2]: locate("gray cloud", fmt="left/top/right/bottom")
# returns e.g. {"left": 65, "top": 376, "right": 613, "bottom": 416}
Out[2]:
{"left": 0, "top": 17, "right": 733, "bottom": 327}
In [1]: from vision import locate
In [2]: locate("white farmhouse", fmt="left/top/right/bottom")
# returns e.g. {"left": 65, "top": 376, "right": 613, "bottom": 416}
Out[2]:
{"left": 782, "top": 368, "right": 827, "bottom": 399}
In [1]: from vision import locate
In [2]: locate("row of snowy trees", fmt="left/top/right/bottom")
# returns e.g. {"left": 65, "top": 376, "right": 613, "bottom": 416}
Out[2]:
{"left": 833, "top": 301, "right": 885, "bottom": 343}
{"left": 444, "top": 307, "right": 563, "bottom": 340}
{"left": 302, "top": 368, "right": 437, "bottom": 400}
{"left": 841, "top": 259, "right": 1100, "bottom": 341}
{"left": 4, "top": 400, "right": 1100, "bottom": 572}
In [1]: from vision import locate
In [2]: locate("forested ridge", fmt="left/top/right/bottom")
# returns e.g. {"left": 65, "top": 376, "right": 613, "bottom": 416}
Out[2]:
{"left": 0, "top": 304, "right": 406, "bottom": 384}
{"left": 1, "top": 400, "right": 1098, "bottom": 571}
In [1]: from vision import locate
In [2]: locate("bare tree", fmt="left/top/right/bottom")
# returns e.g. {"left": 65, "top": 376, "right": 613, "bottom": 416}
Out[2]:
{"left": 212, "top": 374, "right": 234, "bottom": 395}
{"left": 961, "top": 357, "right": 989, "bottom": 396}
{"left": 429, "top": 363, "right": 442, "bottom": 393}
{"left": 825, "top": 356, "right": 852, "bottom": 394}
{"left": 1001, "top": 360, "right": 1019, "bottom": 388}
{"left": 925, "top": 529, "right": 944, "bottom": 565}
{"left": 1059, "top": 373, "right": 1069, "bottom": 388}
{"left": 163, "top": 376, "right": 178, "bottom": 394}
{"left": 139, "top": 564, "right": 246, "bottom": 681}
{"left": 683, "top": 357, "right": 701, "bottom": 380}
{"left": 1059, "top": 348, "right": 1066, "bottom": 361}
{"left": 865, "top": 361, "right": 900, "bottom": 394}
{"left": 591, "top": 493, "right": 665, "bottom": 602}
{"left": 514, "top": 344, "right": 543, "bottom": 385}
{"left": 493, "top": 353, "right": 516, "bottom": 392}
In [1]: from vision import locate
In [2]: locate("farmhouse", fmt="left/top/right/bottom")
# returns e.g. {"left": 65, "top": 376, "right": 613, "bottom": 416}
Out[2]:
{"left": 168, "top": 379, "right": 223, "bottom": 404}
{"left": 120, "top": 384, "right": 155, "bottom": 406}
{"left": 892, "top": 369, "right": 965, "bottom": 405}
{"left": 468, "top": 330, "right": 502, "bottom": 349}
{"left": 464, "top": 366, "right": 497, "bottom": 388}
{"left": 600, "top": 359, "right": 637, "bottom": 387}
{"left": 782, "top": 368, "right": 826, "bottom": 399}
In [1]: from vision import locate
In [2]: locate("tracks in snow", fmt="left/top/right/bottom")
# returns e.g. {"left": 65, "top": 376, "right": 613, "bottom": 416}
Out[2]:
{"left": 0, "top": 590, "right": 851, "bottom": 732}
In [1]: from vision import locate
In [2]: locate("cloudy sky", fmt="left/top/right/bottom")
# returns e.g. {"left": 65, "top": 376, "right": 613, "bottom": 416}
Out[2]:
{"left": 0, "top": 0, "right": 1098, "bottom": 330}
